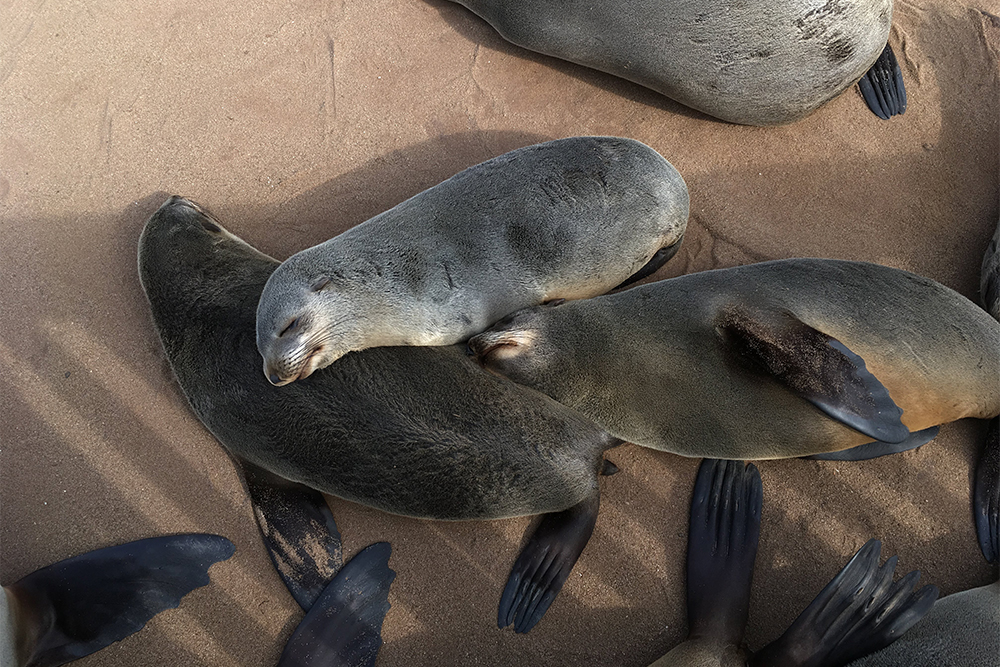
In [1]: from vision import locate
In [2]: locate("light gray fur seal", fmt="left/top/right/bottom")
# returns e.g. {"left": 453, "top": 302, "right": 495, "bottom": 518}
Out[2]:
{"left": 470, "top": 259, "right": 1000, "bottom": 460}
{"left": 448, "top": 0, "right": 907, "bottom": 124}
{"left": 650, "top": 459, "right": 936, "bottom": 667}
{"left": 139, "top": 196, "right": 624, "bottom": 634}
{"left": 256, "top": 136, "right": 688, "bottom": 386}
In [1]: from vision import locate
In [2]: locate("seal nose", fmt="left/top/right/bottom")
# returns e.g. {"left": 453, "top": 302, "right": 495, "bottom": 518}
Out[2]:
{"left": 263, "top": 361, "right": 290, "bottom": 387}
{"left": 268, "top": 373, "right": 282, "bottom": 386}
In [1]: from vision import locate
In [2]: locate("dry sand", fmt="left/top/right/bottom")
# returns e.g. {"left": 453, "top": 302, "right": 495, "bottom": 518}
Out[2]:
{"left": 1, "top": 1, "right": 999, "bottom": 665}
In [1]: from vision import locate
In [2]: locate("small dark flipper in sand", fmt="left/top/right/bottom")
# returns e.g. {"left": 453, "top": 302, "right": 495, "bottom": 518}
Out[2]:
{"left": 975, "top": 417, "right": 1000, "bottom": 563}
{"left": 750, "top": 540, "right": 938, "bottom": 667}
{"left": 614, "top": 239, "right": 683, "bottom": 290}
{"left": 808, "top": 426, "right": 940, "bottom": 461}
{"left": 7, "top": 534, "right": 234, "bottom": 667}
{"left": 686, "top": 459, "right": 763, "bottom": 644}
{"left": 240, "top": 462, "right": 344, "bottom": 610}
{"left": 858, "top": 43, "right": 907, "bottom": 120}
{"left": 720, "top": 307, "right": 909, "bottom": 444}
{"left": 277, "top": 542, "right": 395, "bottom": 667}
{"left": 497, "top": 494, "right": 600, "bottom": 634}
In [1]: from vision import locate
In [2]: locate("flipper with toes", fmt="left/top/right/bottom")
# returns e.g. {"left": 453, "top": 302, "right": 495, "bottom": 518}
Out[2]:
{"left": 975, "top": 417, "right": 999, "bottom": 563}
{"left": 750, "top": 540, "right": 938, "bottom": 667}
{"left": 497, "top": 494, "right": 600, "bottom": 634}
{"left": 858, "top": 43, "right": 907, "bottom": 120}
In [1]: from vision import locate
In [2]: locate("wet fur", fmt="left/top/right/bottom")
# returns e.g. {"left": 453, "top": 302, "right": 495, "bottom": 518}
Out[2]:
{"left": 450, "top": 0, "right": 892, "bottom": 125}
{"left": 472, "top": 259, "right": 1000, "bottom": 459}
{"left": 139, "top": 198, "right": 617, "bottom": 521}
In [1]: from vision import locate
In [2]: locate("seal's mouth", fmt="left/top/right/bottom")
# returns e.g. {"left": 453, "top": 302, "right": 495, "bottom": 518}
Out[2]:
{"left": 265, "top": 345, "right": 325, "bottom": 386}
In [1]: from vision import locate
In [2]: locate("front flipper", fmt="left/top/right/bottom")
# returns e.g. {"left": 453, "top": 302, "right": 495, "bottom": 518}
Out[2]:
{"left": 808, "top": 426, "right": 939, "bottom": 461}
{"left": 277, "top": 542, "right": 395, "bottom": 667}
{"left": 240, "top": 461, "right": 343, "bottom": 610}
{"left": 858, "top": 43, "right": 907, "bottom": 120}
{"left": 614, "top": 239, "right": 683, "bottom": 290}
{"left": 719, "top": 306, "right": 909, "bottom": 444}
{"left": 749, "top": 540, "right": 938, "bottom": 667}
{"left": 497, "top": 494, "right": 600, "bottom": 634}
{"left": 7, "top": 534, "right": 234, "bottom": 667}
{"left": 686, "top": 459, "right": 763, "bottom": 645}
{"left": 975, "top": 417, "right": 1000, "bottom": 563}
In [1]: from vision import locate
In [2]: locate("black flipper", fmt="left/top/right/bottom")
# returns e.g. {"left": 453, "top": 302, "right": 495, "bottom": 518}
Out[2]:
{"left": 7, "top": 534, "right": 234, "bottom": 667}
{"left": 719, "top": 306, "right": 909, "bottom": 444}
{"left": 277, "top": 542, "right": 395, "bottom": 667}
{"left": 497, "top": 493, "right": 600, "bottom": 634}
{"left": 975, "top": 417, "right": 1000, "bottom": 563}
{"left": 749, "top": 539, "right": 938, "bottom": 667}
{"left": 686, "top": 459, "right": 763, "bottom": 644}
{"left": 614, "top": 239, "right": 683, "bottom": 290}
{"left": 807, "top": 426, "right": 939, "bottom": 461}
{"left": 858, "top": 43, "right": 907, "bottom": 120}
{"left": 240, "top": 461, "right": 343, "bottom": 610}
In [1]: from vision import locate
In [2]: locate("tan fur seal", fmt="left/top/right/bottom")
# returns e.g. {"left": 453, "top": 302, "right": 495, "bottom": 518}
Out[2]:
{"left": 650, "top": 459, "right": 936, "bottom": 667}
{"left": 139, "top": 196, "right": 623, "bottom": 633}
{"left": 1, "top": 534, "right": 233, "bottom": 667}
{"left": 470, "top": 259, "right": 1000, "bottom": 460}
{"left": 255, "top": 136, "right": 688, "bottom": 386}
{"left": 448, "top": 0, "right": 906, "bottom": 125}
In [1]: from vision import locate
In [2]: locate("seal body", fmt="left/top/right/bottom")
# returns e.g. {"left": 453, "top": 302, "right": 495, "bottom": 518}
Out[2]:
{"left": 140, "top": 197, "right": 617, "bottom": 521}
{"left": 450, "top": 0, "right": 893, "bottom": 125}
{"left": 471, "top": 259, "right": 1000, "bottom": 459}
{"left": 256, "top": 136, "right": 688, "bottom": 385}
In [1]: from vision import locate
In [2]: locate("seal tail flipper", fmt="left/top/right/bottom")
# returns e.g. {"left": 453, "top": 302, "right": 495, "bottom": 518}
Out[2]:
{"left": 982, "top": 218, "right": 1000, "bottom": 321}
{"left": 975, "top": 417, "right": 1000, "bottom": 563}
{"left": 497, "top": 493, "right": 600, "bottom": 634}
{"left": 277, "top": 542, "right": 395, "bottom": 667}
{"left": 240, "top": 461, "right": 343, "bottom": 610}
{"left": 6, "top": 534, "right": 234, "bottom": 667}
{"left": 748, "top": 540, "right": 938, "bottom": 667}
{"left": 686, "top": 459, "right": 763, "bottom": 644}
{"left": 718, "top": 306, "right": 909, "bottom": 444}
{"left": 807, "top": 426, "right": 939, "bottom": 461}
{"left": 858, "top": 43, "right": 907, "bottom": 120}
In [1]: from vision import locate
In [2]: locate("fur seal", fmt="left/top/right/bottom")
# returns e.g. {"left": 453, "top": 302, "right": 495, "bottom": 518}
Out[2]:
{"left": 470, "top": 259, "right": 1000, "bottom": 460}
{"left": 1, "top": 534, "right": 234, "bottom": 667}
{"left": 139, "top": 196, "right": 622, "bottom": 633}
{"left": 650, "top": 459, "right": 936, "bottom": 667}
{"left": 448, "top": 0, "right": 906, "bottom": 124}
{"left": 255, "top": 136, "right": 688, "bottom": 386}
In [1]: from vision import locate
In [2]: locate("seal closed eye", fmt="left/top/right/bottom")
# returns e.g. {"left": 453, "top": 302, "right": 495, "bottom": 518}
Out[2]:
{"left": 255, "top": 136, "right": 689, "bottom": 386}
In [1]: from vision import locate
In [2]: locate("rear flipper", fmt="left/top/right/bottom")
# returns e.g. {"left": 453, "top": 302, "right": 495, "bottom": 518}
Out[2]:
{"left": 277, "top": 542, "right": 395, "bottom": 667}
{"left": 7, "top": 534, "right": 234, "bottom": 667}
{"left": 975, "top": 417, "right": 999, "bottom": 563}
{"left": 240, "top": 461, "right": 343, "bottom": 610}
{"left": 614, "top": 239, "right": 683, "bottom": 290}
{"left": 858, "top": 43, "right": 907, "bottom": 120}
{"left": 686, "top": 459, "right": 763, "bottom": 644}
{"left": 807, "top": 426, "right": 939, "bottom": 461}
{"left": 749, "top": 540, "right": 938, "bottom": 667}
{"left": 497, "top": 493, "right": 600, "bottom": 634}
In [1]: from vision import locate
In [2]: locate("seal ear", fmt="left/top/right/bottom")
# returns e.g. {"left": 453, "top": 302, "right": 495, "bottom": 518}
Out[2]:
{"left": 277, "top": 542, "right": 395, "bottom": 667}
{"left": 718, "top": 305, "right": 909, "bottom": 444}
{"left": 7, "top": 534, "right": 234, "bottom": 667}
